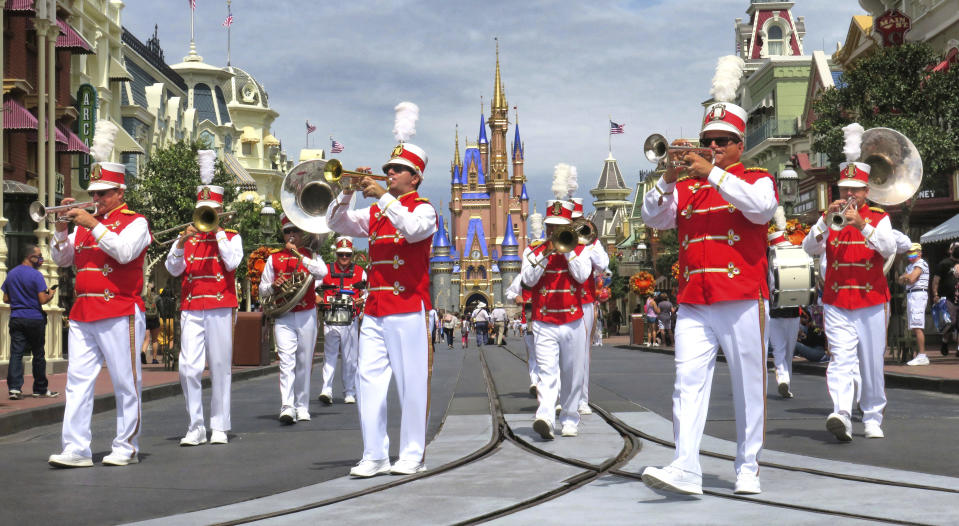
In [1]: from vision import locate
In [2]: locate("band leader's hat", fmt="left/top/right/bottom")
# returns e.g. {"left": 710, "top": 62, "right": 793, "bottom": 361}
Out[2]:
{"left": 335, "top": 236, "right": 354, "bottom": 253}
{"left": 838, "top": 162, "right": 870, "bottom": 188}
{"left": 383, "top": 143, "right": 428, "bottom": 176}
{"left": 570, "top": 197, "right": 584, "bottom": 219}
{"left": 196, "top": 185, "right": 225, "bottom": 208}
{"left": 701, "top": 102, "right": 747, "bottom": 138}
{"left": 87, "top": 162, "right": 127, "bottom": 192}
{"left": 544, "top": 200, "right": 574, "bottom": 225}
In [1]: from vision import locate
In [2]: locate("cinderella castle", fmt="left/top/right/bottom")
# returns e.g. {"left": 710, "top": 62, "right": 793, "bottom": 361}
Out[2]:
{"left": 429, "top": 45, "right": 531, "bottom": 315}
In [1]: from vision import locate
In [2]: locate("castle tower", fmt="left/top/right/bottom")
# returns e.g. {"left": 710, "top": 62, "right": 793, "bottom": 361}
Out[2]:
{"left": 430, "top": 213, "right": 455, "bottom": 313}
{"left": 497, "top": 214, "right": 521, "bottom": 309}
{"left": 478, "top": 108, "right": 489, "bottom": 177}
{"left": 510, "top": 108, "right": 528, "bottom": 252}
{"left": 589, "top": 153, "right": 633, "bottom": 252}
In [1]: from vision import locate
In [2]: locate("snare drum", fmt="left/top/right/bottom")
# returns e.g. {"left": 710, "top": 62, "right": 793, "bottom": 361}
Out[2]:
{"left": 769, "top": 246, "right": 817, "bottom": 308}
{"left": 323, "top": 291, "right": 355, "bottom": 326}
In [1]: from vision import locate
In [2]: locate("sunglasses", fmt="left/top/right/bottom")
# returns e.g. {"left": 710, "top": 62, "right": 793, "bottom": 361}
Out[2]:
{"left": 385, "top": 164, "right": 414, "bottom": 175}
{"left": 88, "top": 189, "right": 115, "bottom": 198}
{"left": 282, "top": 228, "right": 300, "bottom": 235}
{"left": 29, "top": 255, "right": 43, "bottom": 261}
{"left": 337, "top": 253, "right": 352, "bottom": 257}
{"left": 699, "top": 137, "right": 740, "bottom": 148}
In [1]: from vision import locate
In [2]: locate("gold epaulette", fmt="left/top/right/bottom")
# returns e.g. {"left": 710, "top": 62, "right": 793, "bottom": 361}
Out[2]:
{"left": 415, "top": 197, "right": 430, "bottom": 202}
{"left": 744, "top": 166, "right": 769, "bottom": 173}
{"left": 869, "top": 206, "right": 885, "bottom": 214}
{"left": 121, "top": 209, "right": 137, "bottom": 215}
{"left": 224, "top": 228, "right": 238, "bottom": 234}
{"left": 269, "top": 248, "right": 282, "bottom": 254}
{"left": 529, "top": 239, "right": 546, "bottom": 248}
{"left": 675, "top": 174, "right": 694, "bottom": 183}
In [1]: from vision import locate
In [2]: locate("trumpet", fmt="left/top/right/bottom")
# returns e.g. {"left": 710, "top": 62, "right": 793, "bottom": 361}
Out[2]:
{"left": 826, "top": 197, "right": 858, "bottom": 231}
{"left": 154, "top": 205, "right": 235, "bottom": 245}
{"left": 323, "top": 159, "right": 390, "bottom": 190}
{"left": 29, "top": 200, "right": 97, "bottom": 223}
{"left": 527, "top": 222, "right": 588, "bottom": 268}
{"left": 643, "top": 134, "right": 714, "bottom": 169}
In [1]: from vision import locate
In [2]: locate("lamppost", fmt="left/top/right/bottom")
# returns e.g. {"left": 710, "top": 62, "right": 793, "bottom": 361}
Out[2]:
{"left": 779, "top": 164, "right": 799, "bottom": 216}
{"left": 260, "top": 204, "right": 276, "bottom": 238}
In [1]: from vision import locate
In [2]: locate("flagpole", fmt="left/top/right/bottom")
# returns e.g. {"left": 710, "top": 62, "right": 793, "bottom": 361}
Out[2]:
{"left": 190, "top": 1, "right": 195, "bottom": 51}
{"left": 608, "top": 115, "right": 612, "bottom": 155}
{"left": 226, "top": 0, "right": 232, "bottom": 66}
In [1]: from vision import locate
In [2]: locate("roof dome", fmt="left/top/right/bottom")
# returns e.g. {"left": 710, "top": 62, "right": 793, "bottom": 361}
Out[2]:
{"left": 222, "top": 66, "right": 270, "bottom": 108}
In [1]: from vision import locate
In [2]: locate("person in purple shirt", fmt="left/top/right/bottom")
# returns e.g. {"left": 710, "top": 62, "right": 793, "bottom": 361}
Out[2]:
{"left": 2, "top": 244, "right": 58, "bottom": 399}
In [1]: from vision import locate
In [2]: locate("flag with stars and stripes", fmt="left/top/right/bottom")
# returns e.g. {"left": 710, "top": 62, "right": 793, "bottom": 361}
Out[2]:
{"left": 189, "top": 0, "right": 196, "bottom": 10}
{"left": 306, "top": 121, "right": 317, "bottom": 134}
{"left": 223, "top": 14, "right": 233, "bottom": 27}
{"left": 609, "top": 120, "right": 625, "bottom": 134}
{"left": 331, "top": 139, "right": 344, "bottom": 153}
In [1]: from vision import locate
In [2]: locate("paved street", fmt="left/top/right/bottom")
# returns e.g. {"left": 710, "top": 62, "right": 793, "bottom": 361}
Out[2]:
{"left": 2, "top": 336, "right": 958, "bottom": 524}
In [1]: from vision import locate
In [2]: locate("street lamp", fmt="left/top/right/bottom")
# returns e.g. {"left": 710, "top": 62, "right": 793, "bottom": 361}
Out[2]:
{"left": 260, "top": 204, "right": 276, "bottom": 237}
{"left": 779, "top": 164, "right": 799, "bottom": 214}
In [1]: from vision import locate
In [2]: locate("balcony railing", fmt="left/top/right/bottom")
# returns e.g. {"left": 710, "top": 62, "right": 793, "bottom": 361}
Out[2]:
{"left": 745, "top": 118, "right": 798, "bottom": 151}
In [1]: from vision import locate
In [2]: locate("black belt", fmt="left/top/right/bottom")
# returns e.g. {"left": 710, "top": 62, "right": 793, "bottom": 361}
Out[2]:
{"left": 908, "top": 288, "right": 927, "bottom": 293}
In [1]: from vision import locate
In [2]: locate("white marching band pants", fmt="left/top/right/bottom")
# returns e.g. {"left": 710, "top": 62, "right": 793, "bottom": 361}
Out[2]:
{"left": 274, "top": 308, "right": 318, "bottom": 411}
{"left": 357, "top": 307, "right": 431, "bottom": 463}
{"left": 581, "top": 302, "right": 595, "bottom": 403}
{"left": 61, "top": 308, "right": 145, "bottom": 459}
{"left": 768, "top": 316, "right": 801, "bottom": 385}
{"left": 671, "top": 300, "right": 768, "bottom": 478}
{"left": 532, "top": 317, "right": 587, "bottom": 428}
{"left": 823, "top": 303, "right": 887, "bottom": 426}
{"left": 524, "top": 330, "right": 538, "bottom": 387}
{"left": 322, "top": 320, "right": 359, "bottom": 397}
{"left": 179, "top": 307, "right": 235, "bottom": 432}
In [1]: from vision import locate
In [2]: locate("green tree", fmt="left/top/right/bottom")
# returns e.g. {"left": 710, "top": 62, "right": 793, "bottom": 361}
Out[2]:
{"left": 811, "top": 43, "right": 959, "bottom": 229}
{"left": 654, "top": 229, "right": 678, "bottom": 282}
{"left": 608, "top": 256, "right": 629, "bottom": 301}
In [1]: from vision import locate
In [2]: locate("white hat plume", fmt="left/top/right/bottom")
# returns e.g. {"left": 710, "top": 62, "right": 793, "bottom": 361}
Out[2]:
{"left": 90, "top": 120, "right": 119, "bottom": 163}
{"left": 566, "top": 165, "right": 579, "bottom": 198}
{"left": 528, "top": 210, "right": 544, "bottom": 241}
{"left": 551, "top": 163, "right": 570, "bottom": 199}
{"left": 197, "top": 150, "right": 216, "bottom": 185}
{"left": 773, "top": 205, "right": 787, "bottom": 231}
{"left": 842, "top": 123, "right": 865, "bottom": 163}
{"left": 393, "top": 101, "right": 419, "bottom": 142}
{"left": 710, "top": 55, "right": 746, "bottom": 103}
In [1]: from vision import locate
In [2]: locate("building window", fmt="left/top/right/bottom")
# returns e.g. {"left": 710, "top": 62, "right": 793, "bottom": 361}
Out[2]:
{"left": 194, "top": 83, "right": 218, "bottom": 124}
{"left": 242, "top": 141, "right": 252, "bottom": 156}
{"left": 766, "top": 25, "right": 786, "bottom": 56}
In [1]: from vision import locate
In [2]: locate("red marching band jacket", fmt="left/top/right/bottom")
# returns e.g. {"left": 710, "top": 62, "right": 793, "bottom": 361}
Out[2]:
{"left": 321, "top": 262, "right": 365, "bottom": 315}
{"left": 179, "top": 230, "right": 239, "bottom": 311}
{"left": 822, "top": 205, "right": 890, "bottom": 309}
{"left": 675, "top": 163, "right": 774, "bottom": 305}
{"left": 529, "top": 243, "right": 586, "bottom": 325}
{"left": 365, "top": 192, "right": 433, "bottom": 317}
{"left": 71, "top": 204, "right": 150, "bottom": 323}
{"left": 270, "top": 247, "right": 317, "bottom": 313}
{"left": 520, "top": 288, "right": 533, "bottom": 325}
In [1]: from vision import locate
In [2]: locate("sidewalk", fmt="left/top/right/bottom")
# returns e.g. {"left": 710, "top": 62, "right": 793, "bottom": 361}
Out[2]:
{"left": 0, "top": 360, "right": 280, "bottom": 437}
{"left": 608, "top": 334, "right": 959, "bottom": 394}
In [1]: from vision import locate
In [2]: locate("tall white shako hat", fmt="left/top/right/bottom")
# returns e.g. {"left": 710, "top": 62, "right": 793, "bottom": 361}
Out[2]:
{"left": 335, "top": 236, "right": 354, "bottom": 254}
{"left": 195, "top": 150, "right": 224, "bottom": 208}
{"left": 544, "top": 199, "right": 574, "bottom": 225}
{"left": 279, "top": 213, "right": 295, "bottom": 231}
{"left": 837, "top": 123, "right": 870, "bottom": 188}
{"left": 702, "top": 56, "right": 747, "bottom": 139}
{"left": 382, "top": 102, "right": 428, "bottom": 176}
{"left": 570, "top": 197, "right": 584, "bottom": 219}
{"left": 87, "top": 120, "right": 127, "bottom": 191}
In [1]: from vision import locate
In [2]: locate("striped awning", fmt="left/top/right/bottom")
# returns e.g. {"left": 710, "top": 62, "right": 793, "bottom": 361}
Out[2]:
{"left": 920, "top": 213, "right": 959, "bottom": 244}
{"left": 56, "top": 19, "right": 94, "bottom": 54}
{"left": 113, "top": 122, "right": 144, "bottom": 154}
{"left": 4, "top": 0, "right": 34, "bottom": 13}
{"left": 223, "top": 152, "right": 259, "bottom": 191}
{"left": 57, "top": 123, "right": 90, "bottom": 154}
{"left": 26, "top": 123, "right": 68, "bottom": 145}
{"left": 3, "top": 99, "right": 38, "bottom": 131}
{"left": 108, "top": 58, "right": 132, "bottom": 81}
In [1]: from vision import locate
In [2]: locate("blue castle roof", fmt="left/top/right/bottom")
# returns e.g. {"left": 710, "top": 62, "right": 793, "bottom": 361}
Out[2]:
{"left": 431, "top": 214, "right": 453, "bottom": 264}
{"left": 512, "top": 122, "right": 523, "bottom": 160}
{"left": 478, "top": 113, "right": 488, "bottom": 144}
{"left": 520, "top": 183, "right": 529, "bottom": 200}
{"left": 464, "top": 218, "right": 489, "bottom": 258}
{"left": 451, "top": 164, "right": 462, "bottom": 186}
{"left": 499, "top": 215, "right": 521, "bottom": 262}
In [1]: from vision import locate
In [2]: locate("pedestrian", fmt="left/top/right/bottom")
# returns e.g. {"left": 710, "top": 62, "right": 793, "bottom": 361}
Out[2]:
{"left": 48, "top": 153, "right": 151, "bottom": 468}
{"left": 327, "top": 138, "right": 437, "bottom": 477}
{"left": 802, "top": 122, "right": 896, "bottom": 442}
{"left": 141, "top": 282, "right": 160, "bottom": 365}
{"left": 795, "top": 309, "right": 829, "bottom": 363}
{"left": 640, "top": 59, "right": 776, "bottom": 495}
{"left": 644, "top": 294, "right": 660, "bottom": 345}
{"left": 767, "top": 216, "right": 802, "bottom": 398}
{"left": 442, "top": 310, "right": 456, "bottom": 349}
{"left": 471, "top": 302, "right": 490, "bottom": 346}
{"left": 490, "top": 303, "right": 508, "bottom": 346}
{"left": 260, "top": 214, "right": 328, "bottom": 424}
{"left": 900, "top": 243, "right": 930, "bottom": 365}
{"left": 428, "top": 306, "right": 439, "bottom": 346}
{"left": 931, "top": 241, "right": 959, "bottom": 356}
{"left": 656, "top": 292, "right": 674, "bottom": 346}
{"left": 317, "top": 237, "right": 365, "bottom": 406}
{"left": 461, "top": 316, "right": 470, "bottom": 348}
{"left": 607, "top": 306, "right": 622, "bottom": 336}
{"left": 2, "top": 244, "right": 58, "bottom": 400}
{"left": 165, "top": 173, "right": 243, "bottom": 446}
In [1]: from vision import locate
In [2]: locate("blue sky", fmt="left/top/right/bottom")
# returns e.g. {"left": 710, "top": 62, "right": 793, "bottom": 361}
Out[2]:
{"left": 122, "top": 0, "right": 864, "bottom": 220}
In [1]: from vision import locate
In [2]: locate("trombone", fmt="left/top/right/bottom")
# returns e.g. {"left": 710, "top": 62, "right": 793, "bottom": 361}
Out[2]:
{"left": 644, "top": 134, "right": 714, "bottom": 169}
{"left": 528, "top": 218, "right": 598, "bottom": 268}
{"left": 323, "top": 159, "right": 390, "bottom": 190}
{"left": 154, "top": 205, "right": 235, "bottom": 245}
{"left": 29, "top": 200, "right": 97, "bottom": 223}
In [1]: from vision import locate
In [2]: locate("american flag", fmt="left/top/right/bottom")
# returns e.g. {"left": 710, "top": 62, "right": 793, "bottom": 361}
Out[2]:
{"left": 222, "top": 14, "right": 233, "bottom": 27}
{"left": 306, "top": 121, "right": 317, "bottom": 134}
{"left": 331, "top": 139, "right": 344, "bottom": 153}
{"left": 189, "top": 0, "right": 196, "bottom": 10}
{"left": 609, "top": 120, "right": 625, "bottom": 135}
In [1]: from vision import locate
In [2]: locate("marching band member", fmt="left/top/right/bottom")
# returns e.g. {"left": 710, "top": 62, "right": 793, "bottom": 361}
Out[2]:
{"left": 570, "top": 196, "right": 609, "bottom": 415}
{"left": 318, "top": 236, "right": 366, "bottom": 405}
{"left": 259, "top": 215, "right": 328, "bottom": 424}
{"left": 901, "top": 243, "right": 930, "bottom": 366}
{"left": 166, "top": 151, "right": 243, "bottom": 446}
{"left": 640, "top": 56, "right": 777, "bottom": 495}
{"left": 505, "top": 273, "right": 537, "bottom": 395}
{"left": 48, "top": 124, "right": 152, "bottom": 467}
{"left": 326, "top": 129, "right": 437, "bottom": 476}
{"left": 803, "top": 123, "right": 896, "bottom": 442}
{"left": 521, "top": 199, "right": 592, "bottom": 440}
{"left": 767, "top": 207, "right": 801, "bottom": 399}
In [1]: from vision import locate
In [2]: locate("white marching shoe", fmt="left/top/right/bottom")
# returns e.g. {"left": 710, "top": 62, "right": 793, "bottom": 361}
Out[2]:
{"left": 641, "top": 465, "right": 703, "bottom": 495}
{"left": 102, "top": 451, "right": 139, "bottom": 466}
{"left": 279, "top": 407, "right": 296, "bottom": 425}
{"left": 826, "top": 412, "right": 853, "bottom": 442}
{"left": 318, "top": 391, "right": 333, "bottom": 405}
{"left": 344, "top": 394, "right": 357, "bottom": 404}
{"left": 577, "top": 401, "right": 593, "bottom": 415}
{"left": 295, "top": 408, "right": 311, "bottom": 422}
{"left": 533, "top": 418, "right": 554, "bottom": 440}
{"left": 48, "top": 451, "right": 93, "bottom": 468}
{"left": 907, "top": 354, "right": 929, "bottom": 366}
{"left": 179, "top": 426, "right": 208, "bottom": 446}
{"left": 864, "top": 422, "right": 885, "bottom": 439}
{"left": 561, "top": 423, "right": 578, "bottom": 437}
{"left": 349, "top": 458, "right": 391, "bottom": 478}
{"left": 734, "top": 472, "right": 761, "bottom": 494}
{"left": 210, "top": 430, "right": 229, "bottom": 444}
{"left": 390, "top": 459, "right": 427, "bottom": 475}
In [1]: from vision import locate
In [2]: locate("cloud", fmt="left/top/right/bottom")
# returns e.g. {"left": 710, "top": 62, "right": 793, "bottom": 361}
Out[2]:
{"left": 122, "top": 0, "right": 862, "bottom": 226}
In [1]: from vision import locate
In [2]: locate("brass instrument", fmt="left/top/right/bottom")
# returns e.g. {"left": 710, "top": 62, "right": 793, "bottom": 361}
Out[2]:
{"left": 262, "top": 246, "right": 313, "bottom": 317}
{"left": 528, "top": 222, "right": 591, "bottom": 268}
{"left": 571, "top": 217, "right": 599, "bottom": 245}
{"left": 644, "top": 133, "right": 714, "bottom": 169}
{"left": 155, "top": 206, "right": 235, "bottom": 245}
{"left": 280, "top": 159, "right": 338, "bottom": 235}
{"left": 323, "top": 159, "right": 390, "bottom": 190}
{"left": 826, "top": 127, "right": 923, "bottom": 231}
{"left": 29, "top": 201, "right": 97, "bottom": 223}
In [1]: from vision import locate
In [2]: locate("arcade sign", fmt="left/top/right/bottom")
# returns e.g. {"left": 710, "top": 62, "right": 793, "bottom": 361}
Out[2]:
{"left": 75, "top": 84, "right": 97, "bottom": 190}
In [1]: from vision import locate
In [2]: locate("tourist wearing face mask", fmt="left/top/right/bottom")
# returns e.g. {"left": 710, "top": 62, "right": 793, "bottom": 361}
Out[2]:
{"left": 932, "top": 241, "right": 959, "bottom": 356}
{"left": 2, "top": 244, "right": 59, "bottom": 400}
{"left": 899, "top": 243, "right": 929, "bottom": 365}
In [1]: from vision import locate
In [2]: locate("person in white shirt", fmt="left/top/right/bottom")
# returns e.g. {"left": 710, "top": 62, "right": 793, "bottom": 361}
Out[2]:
{"left": 900, "top": 243, "right": 930, "bottom": 366}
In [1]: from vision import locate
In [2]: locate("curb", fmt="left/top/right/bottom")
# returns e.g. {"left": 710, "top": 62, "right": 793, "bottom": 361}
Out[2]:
{"left": 620, "top": 344, "right": 959, "bottom": 395}
{"left": 0, "top": 363, "right": 280, "bottom": 439}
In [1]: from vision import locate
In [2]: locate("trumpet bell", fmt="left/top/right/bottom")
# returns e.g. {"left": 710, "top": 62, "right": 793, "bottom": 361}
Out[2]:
{"left": 280, "top": 159, "right": 337, "bottom": 234}
{"left": 644, "top": 134, "right": 669, "bottom": 164}
{"left": 193, "top": 205, "right": 219, "bottom": 233}
{"left": 860, "top": 127, "right": 922, "bottom": 206}
{"left": 29, "top": 202, "right": 46, "bottom": 223}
